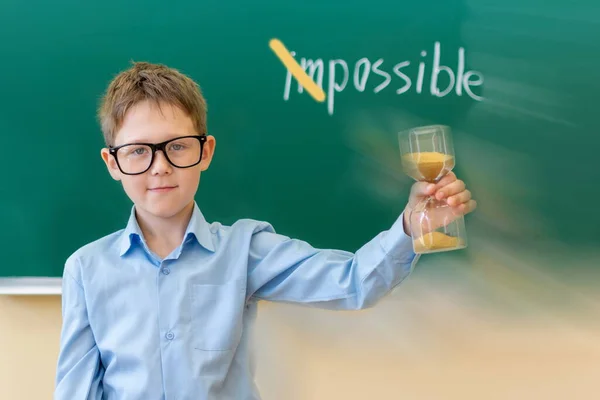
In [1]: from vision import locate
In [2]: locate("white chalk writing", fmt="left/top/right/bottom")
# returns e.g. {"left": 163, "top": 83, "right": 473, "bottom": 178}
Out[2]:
{"left": 282, "top": 41, "right": 484, "bottom": 115}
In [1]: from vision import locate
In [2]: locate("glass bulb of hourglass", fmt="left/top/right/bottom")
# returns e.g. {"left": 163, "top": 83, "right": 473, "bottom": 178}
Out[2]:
{"left": 398, "top": 125, "right": 467, "bottom": 254}
{"left": 400, "top": 124, "right": 455, "bottom": 183}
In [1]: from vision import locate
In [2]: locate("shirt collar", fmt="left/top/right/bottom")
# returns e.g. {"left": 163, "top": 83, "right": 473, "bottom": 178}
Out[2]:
{"left": 118, "top": 202, "right": 216, "bottom": 257}
{"left": 183, "top": 202, "right": 216, "bottom": 253}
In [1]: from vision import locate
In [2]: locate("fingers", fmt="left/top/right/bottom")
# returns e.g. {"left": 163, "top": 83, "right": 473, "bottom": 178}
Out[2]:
{"left": 435, "top": 177, "right": 464, "bottom": 201}
{"left": 413, "top": 172, "right": 458, "bottom": 198}
{"left": 409, "top": 173, "right": 477, "bottom": 217}
{"left": 433, "top": 173, "right": 476, "bottom": 212}
{"left": 452, "top": 199, "right": 477, "bottom": 215}
{"left": 446, "top": 189, "right": 471, "bottom": 207}
{"left": 433, "top": 172, "right": 456, "bottom": 192}
{"left": 411, "top": 181, "right": 436, "bottom": 198}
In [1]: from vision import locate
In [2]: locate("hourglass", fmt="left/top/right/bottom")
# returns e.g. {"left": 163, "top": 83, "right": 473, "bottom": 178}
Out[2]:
{"left": 399, "top": 125, "right": 467, "bottom": 254}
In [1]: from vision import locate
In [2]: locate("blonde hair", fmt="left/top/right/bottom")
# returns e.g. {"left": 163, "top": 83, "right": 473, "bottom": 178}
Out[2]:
{"left": 98, "top": 61, "right": 207, "bottom": 146}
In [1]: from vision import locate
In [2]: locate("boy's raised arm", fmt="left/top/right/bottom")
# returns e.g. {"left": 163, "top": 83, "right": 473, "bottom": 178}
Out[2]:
{"left": 55, "top": 257, "right": 104, "bottom": 400}
{"left": 246, "top": 212, "right": 419, "bottom": 310}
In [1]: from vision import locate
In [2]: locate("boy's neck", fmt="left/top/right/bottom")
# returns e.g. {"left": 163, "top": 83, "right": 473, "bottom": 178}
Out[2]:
{"left": 135, "top": 201, "right": 195, "bottom": 259}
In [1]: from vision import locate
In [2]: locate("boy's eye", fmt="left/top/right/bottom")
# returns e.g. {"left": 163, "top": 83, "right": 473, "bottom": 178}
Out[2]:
{"left": 125, "top": 146, "right": 149, "bottom": 156}
{"left": 169, "top": 143, "right": 186, "bottom": 151}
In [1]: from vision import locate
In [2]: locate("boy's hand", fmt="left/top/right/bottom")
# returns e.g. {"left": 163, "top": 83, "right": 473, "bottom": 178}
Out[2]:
{"left": 402, "top": 172, "right": 477, "bottom": 236}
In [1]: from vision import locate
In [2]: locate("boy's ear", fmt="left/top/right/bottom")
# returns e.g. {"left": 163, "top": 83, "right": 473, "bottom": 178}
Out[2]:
{"left": 100, "top": 148, "right": 122, "bottom": 181}
{"left": 200, "top": 135, "right": 216, "bottom": 172}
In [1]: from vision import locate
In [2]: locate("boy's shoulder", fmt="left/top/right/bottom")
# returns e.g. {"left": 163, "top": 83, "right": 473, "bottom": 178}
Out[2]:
{"left": 204, "top": 217, "right": 288, "bottom": 251}
{"left": 210, "top": 217, "right": 278, "bottom": 237}
{"left": 63, "top": 228, "right": 126, "bottom": 277}
{"left": 71, "top": 228, "right": 125, "bottom": 258}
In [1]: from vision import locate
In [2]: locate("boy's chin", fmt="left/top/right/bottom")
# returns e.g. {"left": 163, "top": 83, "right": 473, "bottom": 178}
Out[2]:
{"left": 139, "top": 200, "right": 191, "bottom": 220}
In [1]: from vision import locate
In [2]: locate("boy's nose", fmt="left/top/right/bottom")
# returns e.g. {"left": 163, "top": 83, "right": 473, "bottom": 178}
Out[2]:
{"left": 150, "top": 150, "right": 172, "bottom": 175}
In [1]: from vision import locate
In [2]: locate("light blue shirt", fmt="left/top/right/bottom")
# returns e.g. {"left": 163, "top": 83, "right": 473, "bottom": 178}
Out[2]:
{"left": 55, "top": 202, "right": 419, "bottom": 400}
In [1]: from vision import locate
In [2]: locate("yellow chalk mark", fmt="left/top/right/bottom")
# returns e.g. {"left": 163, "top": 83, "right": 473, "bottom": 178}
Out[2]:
{"left": 269, "top": 38, "right": 326, "bottom": 103}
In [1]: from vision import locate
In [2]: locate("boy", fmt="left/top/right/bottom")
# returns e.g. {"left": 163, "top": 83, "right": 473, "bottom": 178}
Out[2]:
{"left": 55, "top": 62, "right": 475, "bottom": 399}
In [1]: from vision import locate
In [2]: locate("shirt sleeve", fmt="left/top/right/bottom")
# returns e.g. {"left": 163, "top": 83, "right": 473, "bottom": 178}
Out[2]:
{"left": 55, "top": 256, "right": 104, "bottom": 400}
{"left": 246, "top": 212, "right": 420, "bottom": 310}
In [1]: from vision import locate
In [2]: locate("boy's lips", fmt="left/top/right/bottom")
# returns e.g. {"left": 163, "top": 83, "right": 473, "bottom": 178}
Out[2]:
{"left": 148, "top": 185, "right": 177, "bottom": 193}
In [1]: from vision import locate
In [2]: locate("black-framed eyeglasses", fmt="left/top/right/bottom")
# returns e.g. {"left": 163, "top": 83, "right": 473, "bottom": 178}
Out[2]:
{"left": 109, "top": 135, "right": 207, "bottom": 175}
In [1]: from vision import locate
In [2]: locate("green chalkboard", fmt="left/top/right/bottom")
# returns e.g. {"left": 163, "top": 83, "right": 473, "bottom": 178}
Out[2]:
{"left": 1, "top": 0, "right": 599, "bottom": 278}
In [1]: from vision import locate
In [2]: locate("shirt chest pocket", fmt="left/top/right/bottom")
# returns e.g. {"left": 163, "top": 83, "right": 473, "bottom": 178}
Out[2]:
{"left": 190, "top": 278, "right": 247, "bottom": 351}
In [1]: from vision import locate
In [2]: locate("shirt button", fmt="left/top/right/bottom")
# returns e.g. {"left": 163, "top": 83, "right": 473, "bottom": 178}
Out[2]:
{"left": 166, "top": 332, "right": 174, "bottom": 340}
{"left": 161, "top": 267, "right": 170, "bottom": 275}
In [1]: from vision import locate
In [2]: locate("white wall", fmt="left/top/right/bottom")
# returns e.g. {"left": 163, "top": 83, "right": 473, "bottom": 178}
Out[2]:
{"left": 0, "top": 296, "right": 61, "bottom": 399}
{"left": 2, "top": 277, "right": 599, "bottom": 400}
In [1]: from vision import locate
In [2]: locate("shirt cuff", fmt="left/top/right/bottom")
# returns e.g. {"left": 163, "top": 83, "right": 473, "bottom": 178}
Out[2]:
{"left": 380, "top": 211, "right": 419, "bottom": 266}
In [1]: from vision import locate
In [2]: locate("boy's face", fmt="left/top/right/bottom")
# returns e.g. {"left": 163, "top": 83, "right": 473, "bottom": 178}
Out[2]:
{"left": 101, "top": 100, "right": 215, "bottom": 220}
